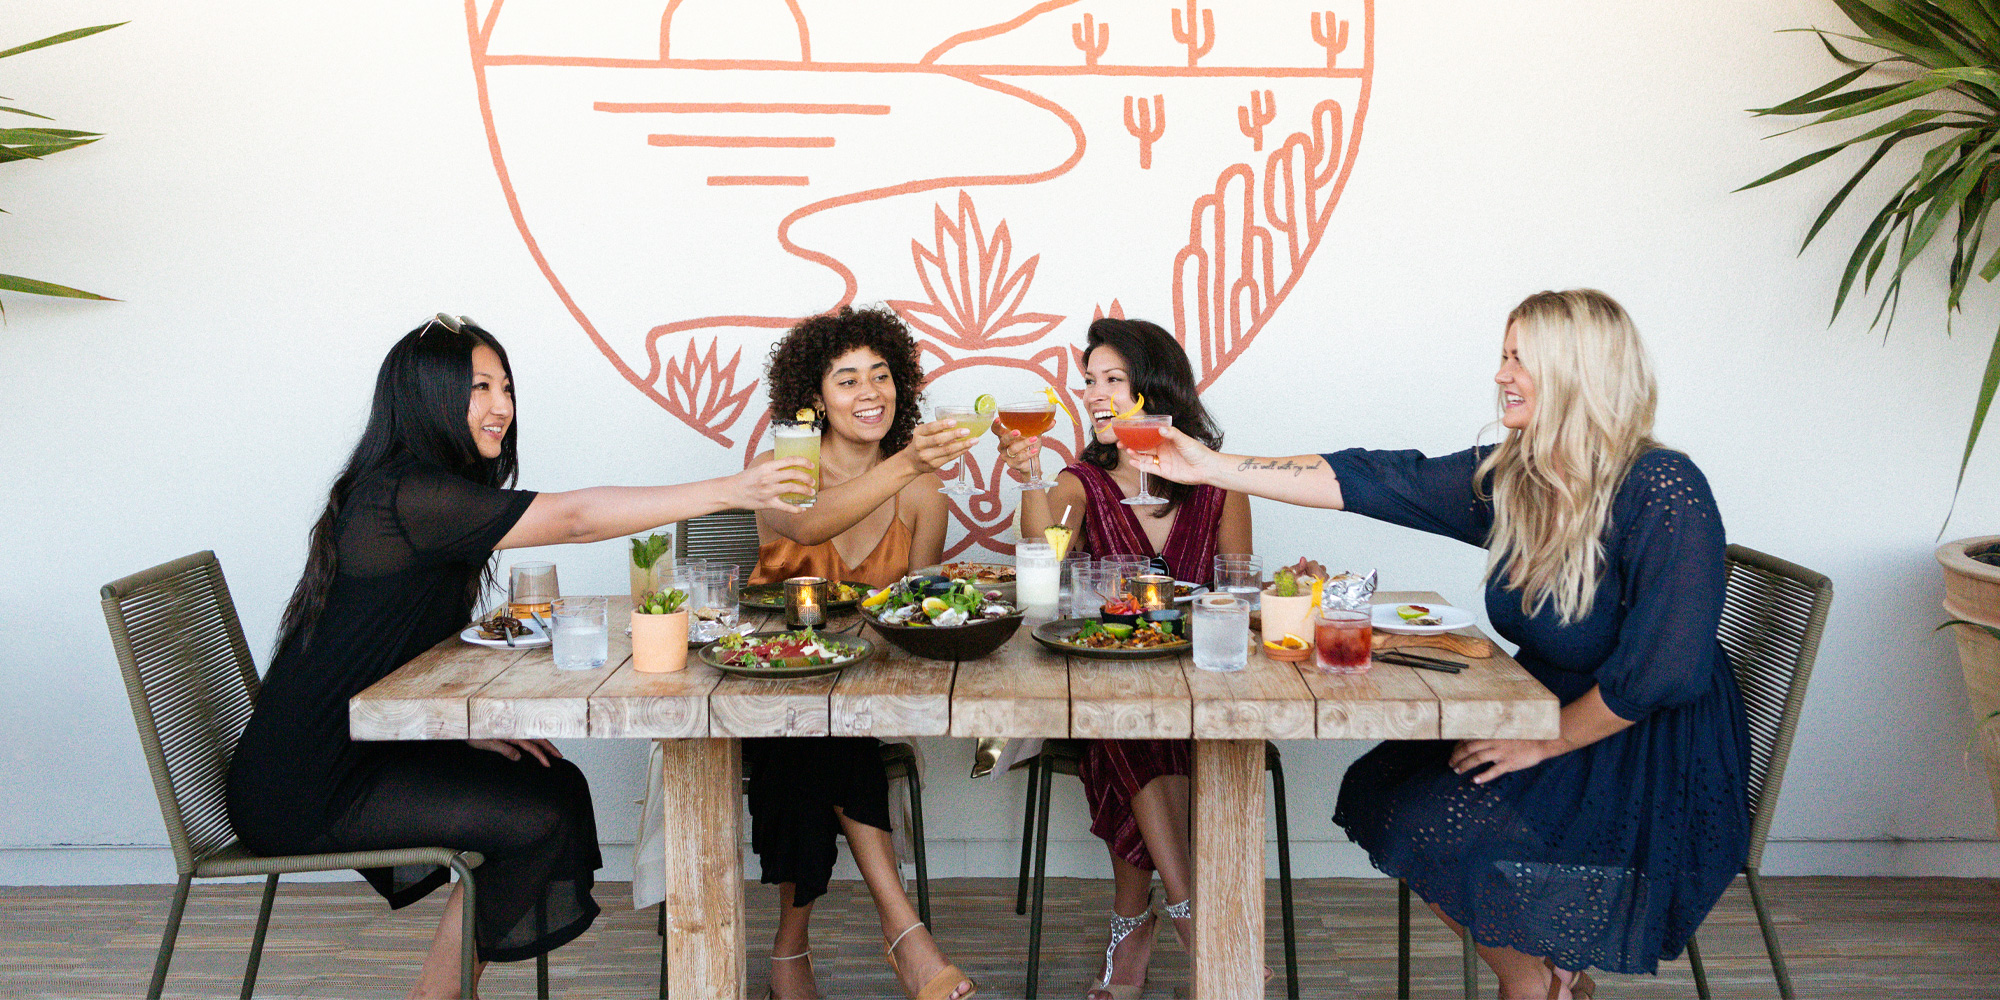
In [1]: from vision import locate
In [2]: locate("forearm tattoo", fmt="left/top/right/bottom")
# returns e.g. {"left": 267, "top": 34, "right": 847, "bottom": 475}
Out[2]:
{"left": 1237, "top": 457, "right": 1323, "bottom": 476}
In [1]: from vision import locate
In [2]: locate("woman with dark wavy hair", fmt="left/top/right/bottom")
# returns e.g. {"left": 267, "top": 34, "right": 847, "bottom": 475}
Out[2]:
{"left": 226, "top": 315, "right": 811, "bottom": 999}
{"left": 1001, "top": 317, "right": 1252, "bottom": 1000}
{"left": 743, "top": 304, "right": 979, "bottom": 1000}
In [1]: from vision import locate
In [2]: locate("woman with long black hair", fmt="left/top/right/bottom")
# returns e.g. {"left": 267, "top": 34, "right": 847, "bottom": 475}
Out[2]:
{"left": 225, "top": 314, "right": 812, "bottom": 999}
{"left": 1001, "top": 317, "right": 1253, "bottom": 1000}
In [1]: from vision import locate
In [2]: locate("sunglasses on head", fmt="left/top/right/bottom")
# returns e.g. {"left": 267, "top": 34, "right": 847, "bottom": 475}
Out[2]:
{"left": 419, "top": 313, "right": 478, "bottom": 337}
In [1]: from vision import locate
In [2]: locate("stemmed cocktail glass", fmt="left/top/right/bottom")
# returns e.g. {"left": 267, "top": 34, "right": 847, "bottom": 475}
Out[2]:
{"left": 995, "top": 399, "right": 1058, "bottom": 490}
{"left": 1110, "top": 414, "right": 1173, "bottom": 505}
{"left": 934, "top": 404, "right": 995, "bottom": 497}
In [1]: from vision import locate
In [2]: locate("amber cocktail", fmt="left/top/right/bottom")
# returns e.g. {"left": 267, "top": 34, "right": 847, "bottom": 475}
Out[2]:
{"left": 996, "top": 399, "right": 1058, "bottom": 490}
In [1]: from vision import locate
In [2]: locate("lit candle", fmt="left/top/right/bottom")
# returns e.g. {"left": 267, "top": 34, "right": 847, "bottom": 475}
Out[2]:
{"left": 784, "top": 576, "right": 826, "bottom": 628}
{"left": 1127, "top": 573, "right": 1174, "bottom": 611}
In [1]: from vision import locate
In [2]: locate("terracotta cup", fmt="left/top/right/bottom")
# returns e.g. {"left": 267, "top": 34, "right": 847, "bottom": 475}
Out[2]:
{"left": 631, "top": 609, "right": 690, "bottom": 673}
{"left": 1260, "top": 588, "right": 1316, "bottom": 646}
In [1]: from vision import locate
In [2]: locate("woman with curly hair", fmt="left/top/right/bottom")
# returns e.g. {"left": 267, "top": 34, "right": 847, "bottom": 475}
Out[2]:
{"left": 998, "top": 317, "right": 1253, "bottom": 1000}
{"left": 744, "top": 305, "right": 978, "bottom": 1000}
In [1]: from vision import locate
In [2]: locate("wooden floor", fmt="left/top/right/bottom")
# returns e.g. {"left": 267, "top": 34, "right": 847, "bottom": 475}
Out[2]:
{"left": 2, "top": 877, "right": 1996, "bottom": 998}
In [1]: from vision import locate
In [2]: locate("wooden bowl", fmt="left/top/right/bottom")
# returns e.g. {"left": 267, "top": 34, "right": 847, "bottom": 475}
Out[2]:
{"left": 1262, "top": 640, "right": 1312, "bottom": 663}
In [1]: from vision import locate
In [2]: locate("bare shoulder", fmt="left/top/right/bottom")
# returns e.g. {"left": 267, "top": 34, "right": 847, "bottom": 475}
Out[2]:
{"left": 747, "top": 447, "right": 775, "bottom": 469}
{"left": 899, "top": 474, "right": 949, "bottom": 521}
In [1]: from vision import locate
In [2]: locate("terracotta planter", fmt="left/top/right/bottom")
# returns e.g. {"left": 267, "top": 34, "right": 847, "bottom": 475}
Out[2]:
{"left": 1261, "top": 590, "right": 1316, "bottom": 647}
{"left": 1937, "top": 535, "right": 2000, "bottom": 835}
{"left": 631, "top": 609, "right": 690, "bottom": 673}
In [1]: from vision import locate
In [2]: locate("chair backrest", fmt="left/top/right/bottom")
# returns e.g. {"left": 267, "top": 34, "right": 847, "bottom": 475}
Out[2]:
{"left": 1718, "top": 543, "right": 1833, "bottom": 871}
{"left": 676, "top": 508, "right": 763, "bottom": 569}
{"left": 101, "top": 551, "right": 261, "bottom": 876}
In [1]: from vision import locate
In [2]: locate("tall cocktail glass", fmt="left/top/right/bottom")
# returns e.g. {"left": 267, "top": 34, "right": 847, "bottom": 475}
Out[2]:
{"left": 934, "top": 404, "right": 995, "bottom": 497}
{"left": 772, "top": 420, "right": 821, "bottom": 508}
{"left": 1109, "top": 414, "right": 1173, "bottom": 505}
{"left": 995, "top": 399, "right": 1058, "bottom": 490}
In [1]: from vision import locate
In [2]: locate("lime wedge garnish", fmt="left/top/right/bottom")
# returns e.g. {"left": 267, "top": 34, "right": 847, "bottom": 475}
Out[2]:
{"left": 1397, "top": 604, "right": 1431, "bottom": 621}
{"left": 973, "top": 394, "right": 997, "bottom": 415}
{"left": 1101, "top": 623, "right": 1134, "bottom": 639}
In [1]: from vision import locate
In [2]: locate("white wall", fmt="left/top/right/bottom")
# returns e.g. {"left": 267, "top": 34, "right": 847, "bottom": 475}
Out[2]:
{"left": 4, "top": 0, "right": 1998, "bottom": 886}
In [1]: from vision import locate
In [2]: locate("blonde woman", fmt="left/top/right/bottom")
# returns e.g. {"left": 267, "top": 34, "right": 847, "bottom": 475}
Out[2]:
{"left": 1131, "top": 290, "right": 1746, "bottom": 1000}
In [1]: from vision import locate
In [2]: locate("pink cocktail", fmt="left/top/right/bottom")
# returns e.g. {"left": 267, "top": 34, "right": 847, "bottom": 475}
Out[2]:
{"left": 1108, "top": 414, "right": 1173, "bottom": 505}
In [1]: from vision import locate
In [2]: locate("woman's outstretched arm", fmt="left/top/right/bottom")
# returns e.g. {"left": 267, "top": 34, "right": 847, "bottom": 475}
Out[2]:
{"left": 757, "top": 419, "right": 975, "bottom": 546}
{"left": 1129, "top": 426, "right": 1347, "bottom": 510}
{"left": 494, "top": 456, "right": 815, "bottom": 550}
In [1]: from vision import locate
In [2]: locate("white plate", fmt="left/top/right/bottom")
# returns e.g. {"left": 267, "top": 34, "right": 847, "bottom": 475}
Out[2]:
{"left": 460, "top": 618, "right": 550, "bottom": 648}
{"left": 1371, "top": 602, "right": 1475, "bottom": 634}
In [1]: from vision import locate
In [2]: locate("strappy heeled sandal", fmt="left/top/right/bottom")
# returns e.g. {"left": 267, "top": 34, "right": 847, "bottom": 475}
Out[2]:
{"left": 1162, "top": 896, "right": 1271, "bottom": 982}
{"left": 1542, "top": 958, "right": 1596, "bottom": 1000}
{"left": 885, "top": 922, "right": 978, "bottom": 1000}
{"left": 767, "top": 949, "right": 817, "bottom": 1000}
{"left": 1085, "top": 901, "right": 1160, "bottom": 1000}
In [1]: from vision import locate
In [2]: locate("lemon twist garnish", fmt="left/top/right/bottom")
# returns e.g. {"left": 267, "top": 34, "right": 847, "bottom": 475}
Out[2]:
{"left": 1042, "top": 386, "right": 1077, "bottom": 425}
{"left": 1115, "top": 393, "right": 1147, "bottom": 420}
{"left": 793, "top": 407, "right": 816, "bottom": 422}
{"left": 1309, "top": 576, "right": 1324, "bottom": 612}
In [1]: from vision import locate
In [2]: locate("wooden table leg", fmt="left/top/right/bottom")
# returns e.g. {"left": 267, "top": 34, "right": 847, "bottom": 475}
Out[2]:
{"left": 1192, "top": 738, "right": 1266, "bottom": 1000}
{"left": 659, "top": 737, "right": 745, "bottom": 1000}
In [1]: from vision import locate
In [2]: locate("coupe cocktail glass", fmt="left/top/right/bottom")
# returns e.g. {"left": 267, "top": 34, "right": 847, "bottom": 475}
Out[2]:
{"left": 934, "top": 404, "right": 995, "bottom": 497}
{"left": 1109, "top": 414, "right": 1173, "bottom": 505}
{"left": 994, "top": 399, "right": 1058, "bottom": 490}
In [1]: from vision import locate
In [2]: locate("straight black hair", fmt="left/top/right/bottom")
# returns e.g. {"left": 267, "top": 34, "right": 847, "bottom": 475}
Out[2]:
{"left": 1079, "top": 317, "right": 1223, "bottom": 518}
{"left": 272, "top": 317, "right": 520, "bottom": 658}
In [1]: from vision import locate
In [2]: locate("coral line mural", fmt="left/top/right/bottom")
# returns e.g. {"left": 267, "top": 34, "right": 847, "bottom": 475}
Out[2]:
{"left": 464, "top": 0, "right": 1372, "bottom": 557}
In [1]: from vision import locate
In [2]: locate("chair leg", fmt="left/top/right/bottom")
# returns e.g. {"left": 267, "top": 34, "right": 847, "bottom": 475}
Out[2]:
{"left": 239, "top": 873, "right": 279, "bottom": 1000}
{"left": 1268, "top": 749, "right": 1299, "bottom": 1000}
{"left": 147, "top": 874, "right": 193, "bottom": 1000}
{"left": 1687, "top": 931, "right": 1711, "bottom": 1000}
{"left": 1746, "top": 870, "right": 1796, "bottom": 1000}
{"left": 449, "top": 855, "right": 479, "bottom": 1000}
{"left": 1396, "top": 880, "right": 1411, "bottom": 1000}
{"left": 535, "top": 902, "right": 550, "bottom": 999}
{"left": 906, "top": 763, "right": 933, "bottom": 929}
{"left": 1015, "top": 757, "right": 1039, "bottom": 916}
{"left": 1462, "top": 930, "right": 1478, "bottom": 999}
{"left": 659, "top": 904, "right": 671, "bottom": 1000}
{"left": 1025, "top": 757, "right": 1055, "bottom": 1000}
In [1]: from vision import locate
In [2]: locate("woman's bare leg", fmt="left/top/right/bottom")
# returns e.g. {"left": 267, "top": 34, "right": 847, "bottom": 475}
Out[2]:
{"left": 838, "top": 806, "right": 973, "bottom": 1000}
{"left": 1086, "top": 854, "right": 1160, "bottom": 999}
{"left": 410, "top": 882, "right": 485, "bottom": 999}
{"left": 769, "top": 883, "right": 821, "bottom": 1000}
{"left": 1425, "top": 902, "right": 1576, "bottom": 999}
{"left": 1128, "top": 774, "right": 1193, "bottom": 944}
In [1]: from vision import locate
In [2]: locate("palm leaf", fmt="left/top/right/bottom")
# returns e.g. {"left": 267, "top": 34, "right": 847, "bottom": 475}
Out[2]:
{"left": 1939, "top": 618, "right": 2000, "bottom": 642}
{"left": 0, "top": 23, "right": 125, "bottom": 61}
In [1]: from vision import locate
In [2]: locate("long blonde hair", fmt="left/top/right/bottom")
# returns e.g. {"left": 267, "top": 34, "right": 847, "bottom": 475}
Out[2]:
{"left": 1476, "top": 290, "right": 1658, "bottom": 623}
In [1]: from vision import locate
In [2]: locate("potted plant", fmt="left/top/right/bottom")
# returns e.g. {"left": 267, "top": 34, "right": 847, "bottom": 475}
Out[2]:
{"left": 631, "top": 589, "right": 690, "bottom": 674}
{"left": 1747, "top": 0, "right": 2000, "bottom": 828}
{"left": 1261, "top": 564, "right": 1318, "bottom": 650}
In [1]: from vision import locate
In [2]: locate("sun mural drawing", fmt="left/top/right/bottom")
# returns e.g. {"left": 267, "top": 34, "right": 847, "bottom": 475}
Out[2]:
{"left": 465, "top": 0, "right": 1372, "bottom": 557}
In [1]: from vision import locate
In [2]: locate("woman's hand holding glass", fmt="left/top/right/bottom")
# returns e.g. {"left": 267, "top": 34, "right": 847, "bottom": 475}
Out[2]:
{"left": 996, "top": 427, "right": 1044, "bottom": 487}
{"left": 730, "top": 455, "right": 819, "bottom": 513}
{"left": 905, "top": 417, "right": 977, "bottom": 476}
{"left": 1122, "top": 425, "right": 1223, "bottom": 486}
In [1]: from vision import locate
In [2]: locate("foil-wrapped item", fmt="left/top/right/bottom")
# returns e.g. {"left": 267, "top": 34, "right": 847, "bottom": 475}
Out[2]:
{"left": 1321, "top": 569, "right": 1378, "bottom": 611}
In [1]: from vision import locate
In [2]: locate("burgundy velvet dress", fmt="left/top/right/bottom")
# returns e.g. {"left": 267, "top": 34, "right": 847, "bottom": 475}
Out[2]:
{"left": 1064, "top": 461, "right": 1227, "bottom": 870}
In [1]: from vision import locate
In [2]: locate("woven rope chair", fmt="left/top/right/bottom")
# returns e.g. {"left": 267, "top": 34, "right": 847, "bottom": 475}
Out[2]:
{"left": 104, "top": 551, "right": 544, "bottom": 999}
{"left": 1395, "top": 543, "right": 1832, "bottom": 999}
{"left": 653, "top": 511, "right": 935, "bottom": 997}
{"left": 1012, "top": 739, "right": 1301, "bottom": 999}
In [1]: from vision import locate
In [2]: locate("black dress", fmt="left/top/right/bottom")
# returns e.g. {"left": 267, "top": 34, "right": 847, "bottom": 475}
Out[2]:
{"left": 226, "top": 456, "right": 601, "bottom": 962}
{"left": 1326, "top": 446, "right": 1749, "bottom": 975}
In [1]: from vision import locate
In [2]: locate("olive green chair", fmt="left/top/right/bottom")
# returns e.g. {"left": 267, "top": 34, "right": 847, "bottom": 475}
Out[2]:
{"left": 1013, "top": 739, "right": 1300, "bottom": 999}
{"left": 103, "top": 551, "right": 544, "bottom": 1000}
{"left": 1394, "top": 543, "right": 1832, "bottom": 1000}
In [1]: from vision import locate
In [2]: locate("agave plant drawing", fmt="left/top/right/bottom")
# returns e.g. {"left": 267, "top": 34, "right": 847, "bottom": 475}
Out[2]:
{"left": 660, "top": 337, "right": 759, "bottom": 447}
{"left": 1, "top": 22, "right": 122, "bottom": 314}
{"left": 889, "top": 191, "right": 1064, "bottom": 352}
{"left": 1742, "top": 0, "right": 2000, "bottom": 504}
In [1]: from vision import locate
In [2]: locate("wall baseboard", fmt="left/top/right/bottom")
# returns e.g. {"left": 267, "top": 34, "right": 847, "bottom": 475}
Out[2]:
{"left": 6, "top": 837, "right": 1997, "bottom": 887}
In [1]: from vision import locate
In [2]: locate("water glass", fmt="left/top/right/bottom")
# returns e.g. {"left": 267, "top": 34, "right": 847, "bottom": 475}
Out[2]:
{"left": 1101, "top": 556, "right": 1152, "bottom": 596}
{"left": 1191, "top": 593, "right": 1249, "bottom": 672}
{"left": 695, "top": 564, "right": 741, "bottom": 641}
{"left": 1213, "top": 554, "right": 1264, "bottom": 612}
{"left": 1015, "top": 542, "right": 1060, "bottom": 622}
{"left": 550, "top": 596, "right": 609, "bottom": 670}
{"left": 1060, "top": 552, "right": 1094, "bottom": 618}
{"left": 1314, "top": 608, "right": 1373, "bottom": 674}
{"left": 509, "top": 561, "right": 559, "bottom": 619}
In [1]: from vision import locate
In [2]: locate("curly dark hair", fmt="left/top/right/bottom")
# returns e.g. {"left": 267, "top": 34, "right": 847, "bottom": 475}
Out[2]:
{"left": 764, "top": 305, "right": 927, "bottom": 455}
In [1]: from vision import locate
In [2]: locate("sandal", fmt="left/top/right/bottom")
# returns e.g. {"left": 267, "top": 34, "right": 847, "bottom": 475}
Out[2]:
{"left": 1542, "top": 958, "right": 1596, "bottom": 1000}
{"left": 1162, "top": 896, "right": 1270, "bottom": 982}
{"left": 885, "top": 922, "right": 977, "bottom": 1000}
{"left": 1086, "top": 899, "right": 1160, "bottom": 1000}
{"left": 767, "top": 949, "right": 817, "bottom": 1000}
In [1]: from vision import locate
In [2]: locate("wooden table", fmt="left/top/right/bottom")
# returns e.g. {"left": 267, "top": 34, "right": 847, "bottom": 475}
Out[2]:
{"left": 350, "top": 591, "right": 1557, "bottom": 999}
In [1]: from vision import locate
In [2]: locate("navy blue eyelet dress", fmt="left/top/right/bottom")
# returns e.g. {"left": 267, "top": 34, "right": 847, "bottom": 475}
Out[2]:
{"left": 1325, "top": 446, "right": 1749, "bottom": 975}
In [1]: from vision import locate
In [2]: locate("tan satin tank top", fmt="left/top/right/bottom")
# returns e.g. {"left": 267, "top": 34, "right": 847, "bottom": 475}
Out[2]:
{"left": 748, "top": 498, "right": 914, "bottom": 589}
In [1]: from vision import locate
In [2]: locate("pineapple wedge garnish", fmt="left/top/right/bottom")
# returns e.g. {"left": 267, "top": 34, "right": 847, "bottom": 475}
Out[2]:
{"left": 1043, "top": 524, "right": 1072, "bottom": 561}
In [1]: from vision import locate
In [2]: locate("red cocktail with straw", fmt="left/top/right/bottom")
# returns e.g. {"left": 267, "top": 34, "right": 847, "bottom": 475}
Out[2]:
{"left": 1109, "top": 414, "right": 1173, "bottom": 505}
